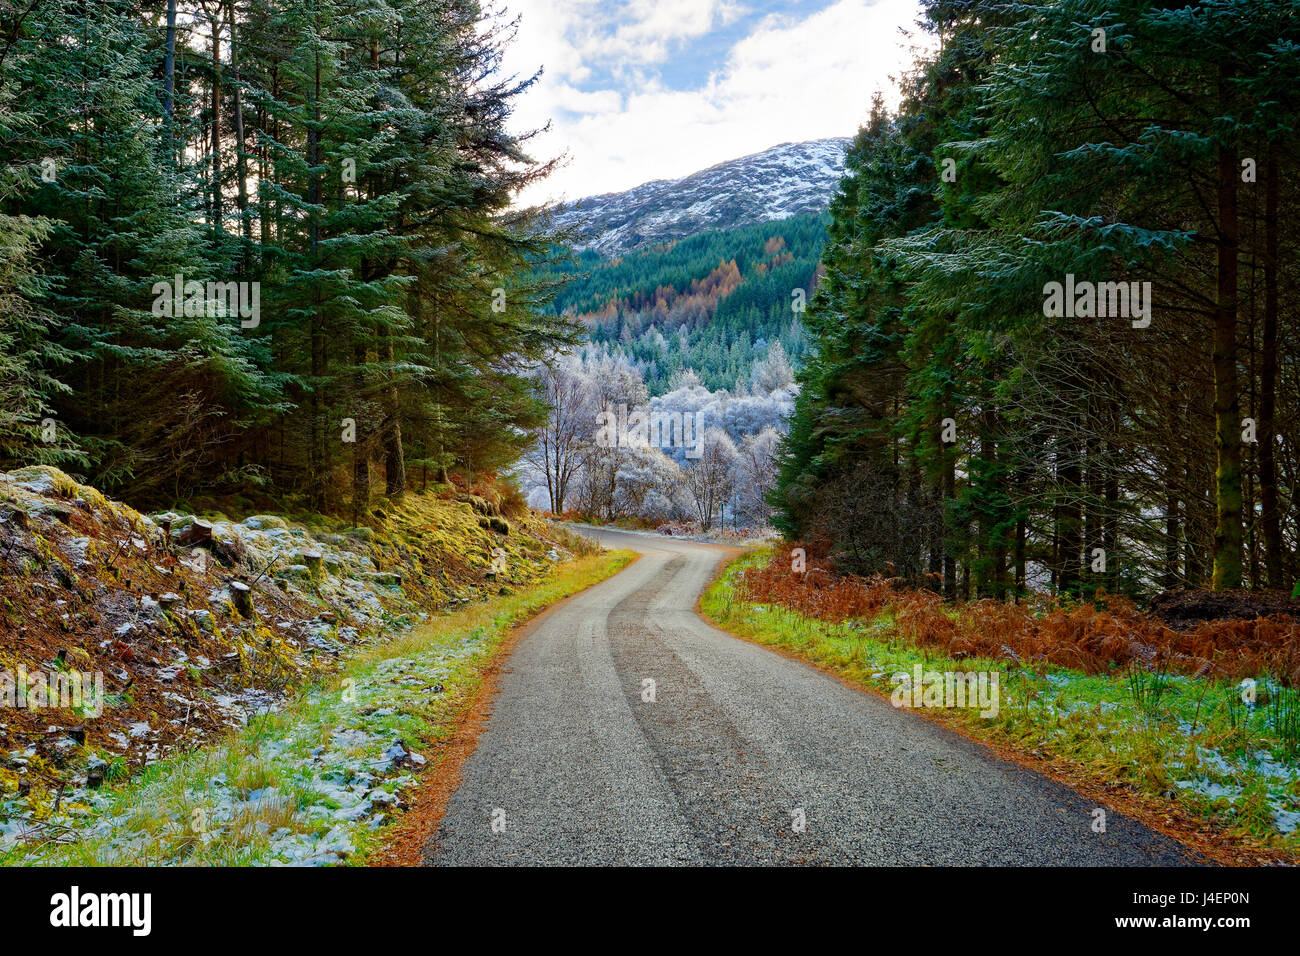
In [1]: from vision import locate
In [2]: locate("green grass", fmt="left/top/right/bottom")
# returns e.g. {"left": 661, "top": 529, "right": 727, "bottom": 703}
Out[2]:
{"left": 2, "top": 549, "right": 634, "bottom": 866}
{"left": 700, "top": 549, "right": 1300, "bottom": 857}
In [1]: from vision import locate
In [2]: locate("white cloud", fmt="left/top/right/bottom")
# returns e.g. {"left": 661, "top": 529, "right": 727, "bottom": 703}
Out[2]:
{"left": 501, "top": 0, "right": 933, "bottom": 206}
{"left": 600, "top": 0, "right": 749, "bottom": 64}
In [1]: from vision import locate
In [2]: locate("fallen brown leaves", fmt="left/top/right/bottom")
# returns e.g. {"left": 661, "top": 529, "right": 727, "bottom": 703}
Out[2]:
{"left": 737, "top": 548, "right": 1300, "bottom": 686}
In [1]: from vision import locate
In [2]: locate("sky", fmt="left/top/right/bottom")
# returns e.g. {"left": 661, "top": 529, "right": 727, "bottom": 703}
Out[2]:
{"left": 499, "top": 0, "right": 934, "bottom": 207}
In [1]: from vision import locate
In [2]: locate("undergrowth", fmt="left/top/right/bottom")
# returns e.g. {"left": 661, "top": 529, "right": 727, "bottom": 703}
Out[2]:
{"left": 702, "top": 548, "right": 1300, "bottom": 859}
{"left": 2, "top": 549, "right": 634, "bottom": 866}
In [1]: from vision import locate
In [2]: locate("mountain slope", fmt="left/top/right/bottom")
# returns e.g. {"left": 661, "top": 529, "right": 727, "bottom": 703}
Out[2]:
{"left": 551, "top": 138, "right": 850, "bottom": 256}
{"left": 537, "top": 213, "right": 824, "bottom": 394}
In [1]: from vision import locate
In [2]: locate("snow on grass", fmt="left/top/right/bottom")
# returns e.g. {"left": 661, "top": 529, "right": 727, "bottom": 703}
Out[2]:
{"left": 1, "top": 550, "right": 634, "bottom": 866}
{"left": 701, "top": 549, "right": 1300, "bottom": 854}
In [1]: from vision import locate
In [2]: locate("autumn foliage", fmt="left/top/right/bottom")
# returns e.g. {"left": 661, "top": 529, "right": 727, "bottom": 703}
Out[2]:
{"left": 736, "top": 549, "right": 1300, "bottom": 686}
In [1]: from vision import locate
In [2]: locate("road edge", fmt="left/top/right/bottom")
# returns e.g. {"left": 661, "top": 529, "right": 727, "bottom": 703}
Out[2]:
{"left": 370, "top": 549, "right": 642, "bottom": 867}
{"left": 691, "top": 551, "right": 1286, "bottom": 867}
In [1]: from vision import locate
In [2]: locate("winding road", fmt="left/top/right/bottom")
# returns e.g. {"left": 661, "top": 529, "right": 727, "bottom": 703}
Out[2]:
{"left": 425, "top": 528, "right": 1196, "bottom": 866}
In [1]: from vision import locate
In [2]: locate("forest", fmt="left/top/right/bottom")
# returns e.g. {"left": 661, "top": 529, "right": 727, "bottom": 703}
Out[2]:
{"left": 535, "top": 211, "right": 825, "bottom": 394}
{"left": 3, "top": 0, "right": 1300, "bottom": 879}
{"left": 0, "top": 0, "right": 568, "bottom": 521}
{"left": 515, "top": 214, "right": 825, "bottom": 528}
{"left": 4, "top": 0, "right": 1299, "bottom": 596}
{"left": 514, "top": 212, "right": 823, "bottom": 530}
{"left": 775, "top": 0, "right": 1300, "bottom": 599}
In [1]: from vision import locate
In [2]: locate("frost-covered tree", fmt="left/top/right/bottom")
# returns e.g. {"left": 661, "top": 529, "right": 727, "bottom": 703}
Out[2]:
{"left": 524, "top": 354, "right": 596, "bottom": 514}
{"left": 682, "top": 427, "right": 739, "bottom": 531}
{"left": 522, "top": 339, "right": 795, "bottom": 528}
{"left": 615, "top": 446, "right": 685, "bottom": 519}
{"left": 749, "top": 341, "right": 795, "bottom": 394}
{"left": 736, "top": 427, "right": 782, "bottom": 528}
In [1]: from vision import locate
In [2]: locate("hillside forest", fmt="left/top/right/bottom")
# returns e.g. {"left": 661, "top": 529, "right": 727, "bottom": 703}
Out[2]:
{"left": 0, "top": 0, "right": 568, "bottom": 523}
{"left": 517, "top": 214, "right": 820, "bottom": 528}
{"left": 774, "top": 0, "right": 1300, "bottom": 599}
{"left": 3, "top": 0, "right": 1300, "bottom": 603}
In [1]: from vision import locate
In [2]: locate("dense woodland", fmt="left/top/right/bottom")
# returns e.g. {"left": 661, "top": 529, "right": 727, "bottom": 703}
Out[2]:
{"left": 518, "top": 215, "right": 821, "bottom": 527}
{"left": 0, "top": 0, "right": 569, "bottom": 519}
{"left": 537, "top": 213, "right": 824, "bottom": 394}
{"left": 519, "top": 347, "right": 796, "bottom": 528}
{"left": 6, "top": 0, "right": 1299, "bottom": 600}
{"left": 776, "top": 0, "right": 1300, "bottom": 597}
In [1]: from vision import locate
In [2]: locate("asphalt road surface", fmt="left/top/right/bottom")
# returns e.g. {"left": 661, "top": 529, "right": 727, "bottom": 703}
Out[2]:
{"left": 425, "top": 528, "right": 1197, "bottom": 866}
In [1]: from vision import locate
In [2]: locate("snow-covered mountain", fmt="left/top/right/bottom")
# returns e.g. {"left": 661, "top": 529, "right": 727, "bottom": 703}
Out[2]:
{"left": 551, "top": 138, "right": 850, "bottom": 256}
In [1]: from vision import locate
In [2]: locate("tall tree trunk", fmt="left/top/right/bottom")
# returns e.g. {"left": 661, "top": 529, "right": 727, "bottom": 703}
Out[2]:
{"left": 1083, "top": 432, "right": 1099, "bottom": 591}
{"left": 1165, "top": 486, "right": 1181, "bottom": 589}
{"left": 257, "top": 103, "right": 270, "bottom": 251}
{"left": 1058, "top": 432, "right": 1083, "bottom": 594}
{"left": 1211, "top": 75, "right": 1243, "bottom": 590}
{"left": 942, "top": 441, "right": 956, "bottom": 600}
{"left": 1014, "top": 510, "right": 1026, "bottom": 595}
{"left": 383, "top": 328, "right": 406, "bottom": 498}
{"left": 1184, "top": 458, "right": 1205, "bottom": 588}
{"left": 927, "top": 470, "right": 942, "bottom": 584}
{"left": 351, "top": 344, "right": 370, "bottom": 525}
{"left": 209, "top": 6, "right": 223, "bottom": 246}
{"left": 228, "top": 0, "right": 252, "bottom": 272}
{"left": 307, "top": 50, "right": 326, "bottom": 511}
{"left": 163, "top": 0, "right": 177, "bottom": 144}
{"left": 434, "top": 312, "right": 450, "bottom": 485}
{"left": 1260, "top": 141, "right": 1282, "bottom": 588}
{"left": 1104, "top": 472, "right": 1119, "bottom": 590}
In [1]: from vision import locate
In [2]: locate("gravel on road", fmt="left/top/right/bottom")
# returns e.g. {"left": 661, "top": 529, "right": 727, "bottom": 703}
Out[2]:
{"left": 425, "top": 528, "right": 1197, "bottom": 866}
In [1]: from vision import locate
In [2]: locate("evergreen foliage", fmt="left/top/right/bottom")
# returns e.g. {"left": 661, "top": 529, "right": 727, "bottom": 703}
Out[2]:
{"left": 0, "top": 0, "right": 569, "bottom": 514}
{"left": 774, "top": 0, "right": 1300, "bottom": 596}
